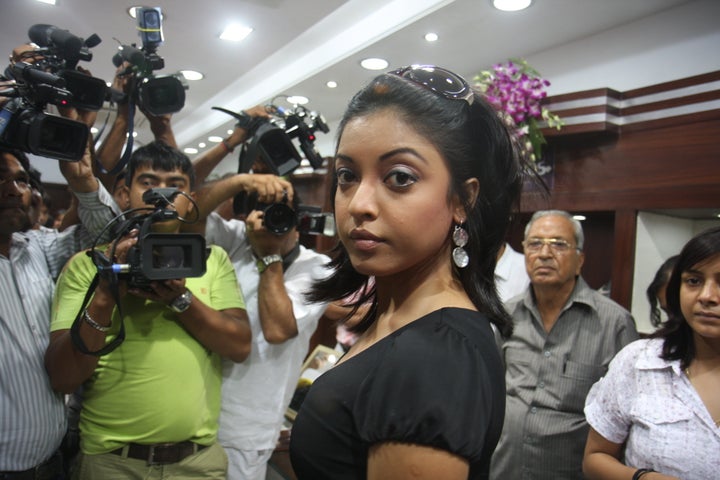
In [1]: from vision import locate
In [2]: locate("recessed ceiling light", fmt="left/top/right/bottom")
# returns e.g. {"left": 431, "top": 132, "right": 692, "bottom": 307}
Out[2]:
{"left": 227, "top": 129, "right": 234, "bottom": 135}
{"left": 492, "top": 0, "right": 533, "bottom": 12}
{"left": 326, "top": 81, "right": 338, "bottom": 89}
{"left": 220, "top": 24, "right": 253, "bottom": 42}
{"left": 360, "top": 58, "right": 389, "bottom": 70}
{"left": 208, "top": 136, "right": 223, "bottom": 143}
{"left": 287, "top": 95, "right": 309, "bottom": 105}
{"left": 180, "top": 70, "right": 204, "bottom": 81}
{"left": 90, "top": 127, "right": 98, "bottom": 134}
{"left": 198, "top": 142, "right": 206, "bottom": 148}
{"left": 36, "top": 0, "right": 57, "bottom": 5}
{"left": 573, "top": 215, "right": 587, "bottom": 221}
{"left": 127, "top": 6, "right": 139, "bottom": 18}
{"left": 184, "top": 147, "right": 198, "bottom": 154}
{"left": 424, "top": 32, "right": 438, "bottom": 42}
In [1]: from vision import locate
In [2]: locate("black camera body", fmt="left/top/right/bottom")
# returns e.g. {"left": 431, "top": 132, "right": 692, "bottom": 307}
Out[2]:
{"left": 248, "top": 199, "right": 335, "bottom": 237}
{"left": 112, "top": 7, "right": 186, "bottom": 116}
{"left": 0, "top": 64, "right": 89, "bottom": 160}
{"left": 116, "top": 188, "right": 207, "bottom": 289}
{"left": 26, "top": 24, "right": 107, "bottom": 111}
{"left": 214, "top": 104, "right": 329, "bottom": 177}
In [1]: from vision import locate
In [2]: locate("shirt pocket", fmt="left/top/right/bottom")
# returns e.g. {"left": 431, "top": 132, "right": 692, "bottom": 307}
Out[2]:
{"left": 629, "top": 397, "right": 694, "bottom": 464}
{"left": 559, "top": 360, "right": 607, "bottom": 412}
{"left": 504, "top": 347, "right": 538, "bottom": 394}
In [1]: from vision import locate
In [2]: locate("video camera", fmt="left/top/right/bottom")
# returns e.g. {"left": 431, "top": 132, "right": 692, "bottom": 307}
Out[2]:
{"left": 99, "top": 187, "right": 207, "bottom": 289}
{"left": 214, "top": 102, "right": 329, "bottom": 177}
{"left": 0, "top": 24, "right": 106, "bottom": 160}
{"left": 112, "top": 7, "right": 186, "bottom": 116}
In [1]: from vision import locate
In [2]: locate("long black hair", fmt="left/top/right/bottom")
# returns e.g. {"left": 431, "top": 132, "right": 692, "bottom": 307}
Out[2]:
{"left": 652, "top": 226, "right": 720, "bottom": 368}
{"left": 646, "top": 255, "right": 679, "bottom": 327}
{"left": 307, "top": 69, "right": 527, "bottom": 338}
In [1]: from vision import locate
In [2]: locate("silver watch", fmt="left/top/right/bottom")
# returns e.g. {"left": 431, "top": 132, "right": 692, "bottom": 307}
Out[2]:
{"left": 169, "top": 290, "right": 193, "bottom": 313}
{"left": 257, "top": 254, "right": 283, "bottom": 274}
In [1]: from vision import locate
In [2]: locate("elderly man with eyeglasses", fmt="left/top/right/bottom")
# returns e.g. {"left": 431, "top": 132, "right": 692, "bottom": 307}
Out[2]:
{"left": 490, "top": 209, "right": 639, "bottom": 480}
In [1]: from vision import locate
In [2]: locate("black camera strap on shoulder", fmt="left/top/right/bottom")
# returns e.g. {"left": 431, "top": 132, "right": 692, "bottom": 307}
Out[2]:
{"left": 69, "top": 250, "right": 127, "bottom": 356}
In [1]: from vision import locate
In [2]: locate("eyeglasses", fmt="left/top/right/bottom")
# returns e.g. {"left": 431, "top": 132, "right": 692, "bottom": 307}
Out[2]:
{"left": 0, "top": 175, "right": 30, "bottom": 191}
{"left": 523, "top": 237, "right": 580, "bottom": 254}
{"left": 389, "top": 65, "right": 474, "bottom": 105}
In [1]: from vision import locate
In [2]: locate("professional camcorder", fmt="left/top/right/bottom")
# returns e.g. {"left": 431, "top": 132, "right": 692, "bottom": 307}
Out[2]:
{"left": 214, "top": 102, "right": 330, "bottom": 177}
{"left": 96, "top": 188, "right": 207, "bottom": 289}
{"left": 0, "top": 24, "right": 106, "bottom": 160}
{"left": 112, "top": 7, "right": 186, "bottom": 115}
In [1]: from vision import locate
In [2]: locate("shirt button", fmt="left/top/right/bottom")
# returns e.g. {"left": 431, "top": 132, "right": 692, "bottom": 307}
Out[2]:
{"left": 538, "top": 381, "right": 545, "bottom": 388}
{"left": 543, "top": 350, "right": 551, "bottom": 357}
{"left": 530, "top": 407, "right": 537, "bottom": 414}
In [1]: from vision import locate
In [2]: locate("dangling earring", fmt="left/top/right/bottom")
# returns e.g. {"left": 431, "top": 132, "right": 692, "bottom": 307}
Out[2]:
{"left": 452, "top": 224, "right": 469, "bottom": 268}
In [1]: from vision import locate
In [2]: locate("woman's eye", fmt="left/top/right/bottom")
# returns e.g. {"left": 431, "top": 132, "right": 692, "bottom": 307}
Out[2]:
{"left": 385, "top": 169, "right": 417, "bottom": 188}
{"left": 683, "top": 276, "right": 702, "bottom": 287}
{"left": 336, "top": 168, "right": 356, "bottom": 185}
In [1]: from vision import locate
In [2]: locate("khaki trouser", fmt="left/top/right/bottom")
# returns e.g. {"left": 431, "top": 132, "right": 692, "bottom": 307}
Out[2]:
{"left": 71, "top": 442, "right": 227, "bottom": 480}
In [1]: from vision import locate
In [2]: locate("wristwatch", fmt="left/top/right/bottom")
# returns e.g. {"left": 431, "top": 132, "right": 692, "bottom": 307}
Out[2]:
{"left": 257, "top": 254, "right": 283, "bottom": 274}
{"left": 169, "top": 290, "right": 193, "bottom": 313}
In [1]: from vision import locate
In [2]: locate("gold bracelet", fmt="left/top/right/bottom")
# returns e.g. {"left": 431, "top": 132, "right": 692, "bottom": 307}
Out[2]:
{"left": 82, "top": 309, "right": 110, "bottom": 332}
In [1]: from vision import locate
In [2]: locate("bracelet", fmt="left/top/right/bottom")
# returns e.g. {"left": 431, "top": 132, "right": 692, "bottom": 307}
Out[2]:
{"left": 221, "top": 139, "right": 234, "bottom": 153}
{"left": 632, "top": 468, "right": 655, "bottom": 480}
{"left": 82, "top": 309, "right": 111, "bottom": 332}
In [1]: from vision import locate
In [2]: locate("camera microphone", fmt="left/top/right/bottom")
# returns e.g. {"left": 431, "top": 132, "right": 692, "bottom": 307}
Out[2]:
{"left": 28, "top": 24, "right": 84, "bottom": 60}
{"left": 112, "top": 44, "right": 147, "bottom": 70}
{"left": 11, "top": 62, "right": 65, "bottom": 87}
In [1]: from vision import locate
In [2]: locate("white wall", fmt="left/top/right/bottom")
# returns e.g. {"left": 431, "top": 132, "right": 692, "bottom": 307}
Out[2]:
{"left": 632, "top": 212, "right": 720, "bottom": 333}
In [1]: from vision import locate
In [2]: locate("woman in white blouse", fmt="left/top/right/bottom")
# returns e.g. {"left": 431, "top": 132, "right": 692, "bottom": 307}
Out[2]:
{"left": 583, "top": 226, "right": 720, "bottom": 480}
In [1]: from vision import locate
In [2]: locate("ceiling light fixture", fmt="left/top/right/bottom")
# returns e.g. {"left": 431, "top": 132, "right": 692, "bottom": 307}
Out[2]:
{"left": 326, "top": 81, "right": 338, "bottom": 89}
{"left": 36, "top": 0, "right": 57, "bottom": 5}
{"left": 360, "top": 58, "right": 389, "bottom": 70}
{"left": 492, "top": 0, "right": 533, "bottom": 12}
{"left": 573, "top": 215, "right": 587, "bottom": 221}
{"left": 180, "top": 70, "right": 204, "bottom": 81}
{"left": 184, "top": 147, "right": 198, "bottom": 154}
{"left": 424, "top": 32, "right": 438, "bottom": 42}
{"left": 220, "top": 24, "right": 253, "bottom": 42}
{"left": 286, "top": 95, "right": 309, "bottom": 105}
{"left": 208, "top": 136, "right": 223, "bottom": 143}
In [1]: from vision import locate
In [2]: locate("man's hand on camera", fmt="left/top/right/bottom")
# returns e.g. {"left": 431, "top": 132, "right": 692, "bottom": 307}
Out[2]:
{"left": 129, "top": 278, "right": 188, "bottom": 306}
{"left": 96, "top": 231, "right": 139, "bottom": 298}
{"left": 246, "top": 209, "right": 291, "bottom": 257}
{"left": 245, "top": 174, "right": 294, "bottom": 205}
{"left": 225, "top": 104, "right": 271, "bottom": 149}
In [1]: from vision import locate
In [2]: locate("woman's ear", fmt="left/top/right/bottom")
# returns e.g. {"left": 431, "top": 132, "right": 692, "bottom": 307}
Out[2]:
{"left": 453, "top": 177, "right": 479, "bottom": 223}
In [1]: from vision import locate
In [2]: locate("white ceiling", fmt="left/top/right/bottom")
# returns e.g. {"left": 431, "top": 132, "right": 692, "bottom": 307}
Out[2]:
{"left": 3, "top": 0, "right": 693, "bottom": 170}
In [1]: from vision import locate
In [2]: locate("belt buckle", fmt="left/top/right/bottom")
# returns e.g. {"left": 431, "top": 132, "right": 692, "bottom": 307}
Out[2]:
{"left": 147, "top": 443, "right": 176, "bottom": 466}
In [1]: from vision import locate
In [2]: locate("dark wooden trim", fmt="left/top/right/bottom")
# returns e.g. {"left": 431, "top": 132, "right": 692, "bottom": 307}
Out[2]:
{"left": 621, "top": 89, "right": 720, "bottom": 116}
{"left": 610, "top": 210, "right": 637, "bottom": 310}
{"left": 620, "top": 109, "right": 720, "bottom": 133}
{"left": 544, "top": 87, "right": 622, "bottom": 104}
{"left": 622, "top": 70, "right": 720, "bottom": 99}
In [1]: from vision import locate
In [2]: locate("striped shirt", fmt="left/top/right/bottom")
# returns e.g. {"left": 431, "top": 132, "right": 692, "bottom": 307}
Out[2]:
{"left": 0, "top": 183, "right": 119, "bottom": 470}
{"left": 490, "top": 277, "right": 639, "bottom": 480}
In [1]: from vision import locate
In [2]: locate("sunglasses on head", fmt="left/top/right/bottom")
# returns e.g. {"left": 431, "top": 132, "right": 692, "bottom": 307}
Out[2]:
{"left": 389, "top": 65, "right": 474, "bottom": 105}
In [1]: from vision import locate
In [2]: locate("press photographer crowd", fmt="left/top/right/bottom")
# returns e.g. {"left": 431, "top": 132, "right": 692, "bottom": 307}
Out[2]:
{"left": 1, "top": 8, "right": 338, "bottom": 480}
{"left": 4, "top": 6, "right": 719, "bottom": 480}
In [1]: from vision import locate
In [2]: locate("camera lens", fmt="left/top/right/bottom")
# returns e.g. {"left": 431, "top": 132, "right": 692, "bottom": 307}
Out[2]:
{"left": 263, "top": 203, "right": 297, "bottom": 235}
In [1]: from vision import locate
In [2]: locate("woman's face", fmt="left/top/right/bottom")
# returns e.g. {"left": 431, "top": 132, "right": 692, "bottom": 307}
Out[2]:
{"left": 680, "top": 252, "right": 720, "bottom": 340}
{"left": 333, "top": 109, "right": 462, "bottom": 278}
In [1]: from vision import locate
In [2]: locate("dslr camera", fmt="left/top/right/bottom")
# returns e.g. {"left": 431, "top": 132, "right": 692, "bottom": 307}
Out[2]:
{"left": 0, "top": 25, "right": 106, "bottom": 160}
{"left": 113, "top": 7, "right": 186, "bottom": 116}
{"left": 214, "top": 102, "right": 329, "bottom": 177}
{"left": 108, "top": 188, "right": 207, "bottom": 289}
{"left": 237, "top": 192, "right": 336, "bottom": 237}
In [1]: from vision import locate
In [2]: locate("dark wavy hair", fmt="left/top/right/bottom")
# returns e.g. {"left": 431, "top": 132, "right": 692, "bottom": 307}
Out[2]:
{"left": 646, "top": 255, "right": 679, "bottom": 327}
{"left": 307, "top": 69, "right": 527, "bottom": 338}
{"left": 126, "top": 140, "right": 195, "bottom": 190}
{"left": 0, "top": 145, "right": 31, "bottom": 173}
{"left": 652, "top": 226, "right": 720, "bottom": 368}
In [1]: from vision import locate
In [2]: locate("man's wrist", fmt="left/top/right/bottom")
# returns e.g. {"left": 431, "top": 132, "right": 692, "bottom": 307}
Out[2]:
{"left": 257, "top": 254, "right": 283, "bottom": 274}
{"left": 169, "top": 289, "right": 193, "bottom": 313}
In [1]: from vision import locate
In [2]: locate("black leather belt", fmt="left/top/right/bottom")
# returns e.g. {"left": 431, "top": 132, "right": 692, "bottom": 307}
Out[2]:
{"left": 110, "top": 441, "right": 208, "bottom": 465}
{"left": 0, "top": 451, "right": 63, "bottom": 480}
